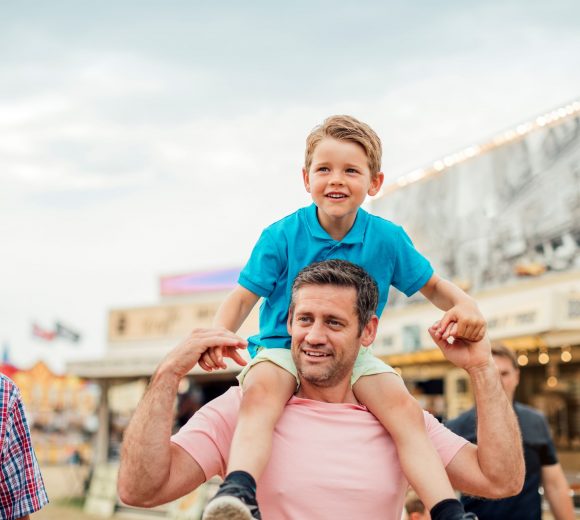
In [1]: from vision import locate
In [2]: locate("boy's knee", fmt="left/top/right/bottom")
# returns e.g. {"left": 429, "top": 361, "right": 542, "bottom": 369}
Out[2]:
{"left": 242, "top": 362, "right": 296, "bottom": 405}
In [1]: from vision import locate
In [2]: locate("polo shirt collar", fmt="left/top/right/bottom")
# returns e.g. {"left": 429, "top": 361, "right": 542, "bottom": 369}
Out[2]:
{"left": 305, "top": 203, "right": 368, "bottom": 244}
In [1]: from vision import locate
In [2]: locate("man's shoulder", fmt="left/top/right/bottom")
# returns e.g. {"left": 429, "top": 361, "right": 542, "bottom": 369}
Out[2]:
{"left": 0, "top": 373, "right": 19, "bottom": 401}
{"left": 514, "top": 402, "right": 551, "bottom": 435}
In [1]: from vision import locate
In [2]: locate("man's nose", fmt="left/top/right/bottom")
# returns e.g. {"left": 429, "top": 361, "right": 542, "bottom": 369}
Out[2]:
{"left": 305, "top": 322, "right": 326, "bottom": 344}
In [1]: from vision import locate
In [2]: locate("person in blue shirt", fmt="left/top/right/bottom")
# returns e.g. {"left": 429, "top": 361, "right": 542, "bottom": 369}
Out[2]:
{"left": 200, "top": 115, "right": 486, "bottom": 520}
{"left": 446, "top": 345, "right": 575, "bottom": 520}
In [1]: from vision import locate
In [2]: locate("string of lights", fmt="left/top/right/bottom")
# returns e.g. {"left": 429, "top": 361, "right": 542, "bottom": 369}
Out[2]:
{"left": 378, "top": 99, "right": 580, "bottom": 197}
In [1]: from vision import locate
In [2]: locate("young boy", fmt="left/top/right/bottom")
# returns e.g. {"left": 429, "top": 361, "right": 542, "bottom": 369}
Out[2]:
{"left": 201, "top": 115, "right": 485, "bottom": 520}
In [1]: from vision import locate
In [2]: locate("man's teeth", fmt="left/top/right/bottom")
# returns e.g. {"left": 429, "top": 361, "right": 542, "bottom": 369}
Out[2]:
{"left": 305, "top": 351, "right": 328, "bottom": 357}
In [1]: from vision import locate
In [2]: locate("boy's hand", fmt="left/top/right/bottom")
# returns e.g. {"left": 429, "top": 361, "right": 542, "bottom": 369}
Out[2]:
{"left": 438, "top": 302, "right": 486, "bottom": 342}
{"left": 198, "top": 345, "right": 248, "bottom": 372}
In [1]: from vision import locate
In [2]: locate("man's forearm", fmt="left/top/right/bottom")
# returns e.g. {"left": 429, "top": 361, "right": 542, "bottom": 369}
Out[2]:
{"left": 118, "top": 367, "right": 181, "bottom": 503}
{"left": 469, "top": 362, "right": 524, "bottom": 495}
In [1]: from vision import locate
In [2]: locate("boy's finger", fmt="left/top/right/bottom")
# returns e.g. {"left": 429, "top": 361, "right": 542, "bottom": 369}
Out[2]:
{"left": 441, "top": 321, "right": 456, "bottom": 340}
{"left": 204, "top": 352, "right": 218, "bottom": 370}
{"left": 199, "top": 359, "right": 212, "bottom": 372}
{"left": 229, "top": 350, "right": 248, "bottom": 367}
{"left": 438, "top": 311, "right": 455, "bottom": 333}
{"left": 208, "top": 348, "right": 222, "bottom": 369}
{"left": 215, "top": 350, "right": 226, "bottom": 370}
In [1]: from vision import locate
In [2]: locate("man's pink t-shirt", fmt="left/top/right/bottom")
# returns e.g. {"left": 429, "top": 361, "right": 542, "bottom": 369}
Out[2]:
{"left": 172, "top": 388, "right": 468, "bottom": 520}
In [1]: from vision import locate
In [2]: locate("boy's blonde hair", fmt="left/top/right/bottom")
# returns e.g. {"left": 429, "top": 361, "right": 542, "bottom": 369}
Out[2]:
{"left": 304, "top": 115, "right": 382, "bottom": 179}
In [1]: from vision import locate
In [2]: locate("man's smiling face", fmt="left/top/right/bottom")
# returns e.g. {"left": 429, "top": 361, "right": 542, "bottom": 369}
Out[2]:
{"left": 288, "top": 284, "right": 374, "bottom": 388}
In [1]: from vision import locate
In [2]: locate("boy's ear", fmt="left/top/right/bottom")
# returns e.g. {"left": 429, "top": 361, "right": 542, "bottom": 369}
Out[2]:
{"left": 360, "top": 315, "right": 379, "bottom": 347}
{"left": 302, "top": 167, "right": 311, "bottom": 193}
{"left": 368, "top": 171, "right": 385, "bottom": 197}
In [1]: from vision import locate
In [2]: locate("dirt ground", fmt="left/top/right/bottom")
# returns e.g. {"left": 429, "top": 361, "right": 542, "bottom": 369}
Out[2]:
{"left": 34, "top": 502, "right": 105, "bottom": 520}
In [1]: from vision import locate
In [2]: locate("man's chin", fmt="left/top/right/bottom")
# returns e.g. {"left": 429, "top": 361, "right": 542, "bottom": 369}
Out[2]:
{"left": 296, "top": 366, "right": 332, "bottom": 386}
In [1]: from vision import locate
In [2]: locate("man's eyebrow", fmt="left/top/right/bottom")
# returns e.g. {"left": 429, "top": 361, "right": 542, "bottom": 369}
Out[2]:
{"left": 324, "top": 313, "right": 346, "bottom": 322}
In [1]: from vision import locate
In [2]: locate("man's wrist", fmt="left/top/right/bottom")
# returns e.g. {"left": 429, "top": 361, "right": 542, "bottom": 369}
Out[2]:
{"left": 151, "top": 363, "right": 183, "bottom": 389}
{"left": 465, "top": 355, "right": 495, "bottom": 378}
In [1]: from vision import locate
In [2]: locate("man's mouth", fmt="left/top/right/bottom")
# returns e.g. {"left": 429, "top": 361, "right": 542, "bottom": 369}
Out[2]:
{"left": 302, "top": 350, "right": 331, "bottom": 358}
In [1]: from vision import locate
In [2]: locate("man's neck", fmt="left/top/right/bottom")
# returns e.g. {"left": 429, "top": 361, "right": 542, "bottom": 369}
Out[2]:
{"left": 295, "top": 379, "right": 358, "bottom": 404}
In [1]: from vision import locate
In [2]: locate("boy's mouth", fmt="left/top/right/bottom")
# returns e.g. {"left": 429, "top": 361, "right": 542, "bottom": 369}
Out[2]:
{"left": 326, "top": 193, "right": 347, "bottom": 199}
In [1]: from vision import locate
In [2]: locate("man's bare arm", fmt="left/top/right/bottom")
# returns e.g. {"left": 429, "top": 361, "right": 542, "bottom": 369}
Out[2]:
{"left": 117, "top": 328, "right": 247, "bottom": 507}
{"left": 542, "top": 463, "right": 575, "bottom": 520}
{"left": 429, "top": 325, "right": 524, "bottom": 498}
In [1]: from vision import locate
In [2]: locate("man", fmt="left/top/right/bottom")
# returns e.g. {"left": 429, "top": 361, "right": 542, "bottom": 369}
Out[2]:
{"left": 0, "top": 374, "right": 49, "bottom": 520}
{"left": 118, "top": 260, "right": 524, "bottom": 520}
{"left": 446, "top": 345, "right": 575, "bottom": 520}
{"left": 406, "top": 492, "right": 431, "bottom": 520}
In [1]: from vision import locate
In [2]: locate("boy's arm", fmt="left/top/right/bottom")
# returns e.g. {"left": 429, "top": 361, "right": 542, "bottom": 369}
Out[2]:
{"left": 213, "top": 284, "right": 260, "bottom": 332}
{"left": 420, "top": 274, "right": 485, "bottom": 341}
{"left": 200, "top": 285, "right": 260, "bottom": 370}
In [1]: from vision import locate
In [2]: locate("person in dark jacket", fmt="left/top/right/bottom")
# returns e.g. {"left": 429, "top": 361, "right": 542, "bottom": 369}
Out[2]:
{"left": 446, "top": 345, "right": 574, "bottom": 520}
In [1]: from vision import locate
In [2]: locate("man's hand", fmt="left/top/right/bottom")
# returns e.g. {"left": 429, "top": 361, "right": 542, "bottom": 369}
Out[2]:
{"left": 158, "top": 328, "right": 248, "bottom": 379}
{"left": 429, "top": 321, "right": 492, "bottom": 373}
{"left": 437, "top": 302, "right": 486, "bottom": 342}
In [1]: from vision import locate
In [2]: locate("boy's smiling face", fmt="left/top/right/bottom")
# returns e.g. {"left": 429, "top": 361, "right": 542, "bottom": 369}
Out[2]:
{"left": 303, "top": 137, "right": 384, "bottom": 238}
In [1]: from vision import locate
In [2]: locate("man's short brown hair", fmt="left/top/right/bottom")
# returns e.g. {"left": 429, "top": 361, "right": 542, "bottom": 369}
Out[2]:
{"left": 304, "top": 115, "right": 382, "bottom": 179}
{"left": 492, "top": 344, "right": 519, "bottom": 371}
{"left": 289, "top": 259, "right": 378, "bottom": 336}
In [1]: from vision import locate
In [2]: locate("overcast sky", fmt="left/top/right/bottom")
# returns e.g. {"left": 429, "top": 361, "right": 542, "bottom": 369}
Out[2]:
{"left": 2, "top": 1, "right": 580, "bottom": 372}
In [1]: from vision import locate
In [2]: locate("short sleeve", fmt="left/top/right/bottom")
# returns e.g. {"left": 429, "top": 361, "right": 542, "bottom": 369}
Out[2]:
{"left": 1, "top": 387, "right": 49, "bottom": 519}
{"left": 238, "top": 228, "right": 284, "bottom": 298}
{"left": 425, "top": 411, "right": 469, "bottom": 467}
{"left": 539, "top": 417, "right": 558, "bottom": 466}
{"left": 390, "top": 226, "right": 433, "bottom": 296}
{"left": 171, "top": 388, "right": 240, "bottom": 480}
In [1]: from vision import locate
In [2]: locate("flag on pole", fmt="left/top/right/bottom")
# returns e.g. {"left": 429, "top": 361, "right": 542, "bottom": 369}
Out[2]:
{"left": 32, "top": 323, "right": 56, "bottom": 341}
{"left": 55, "top": 321, "right": 81, "bottom": 343}
{"left": 2, "top": 343, "right": 10, "bottom": 364}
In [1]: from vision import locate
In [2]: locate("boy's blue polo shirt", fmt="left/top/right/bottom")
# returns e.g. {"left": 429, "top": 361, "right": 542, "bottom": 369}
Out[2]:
{"left": 239, "top": 204, "right": 433, "bottom": 357}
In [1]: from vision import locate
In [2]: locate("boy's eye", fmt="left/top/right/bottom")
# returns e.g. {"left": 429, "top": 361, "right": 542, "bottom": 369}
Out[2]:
{"left": 317, "top": 167, "right": 330, "bottom": 173}
{"left": 346, "top": 168, "right": 359, "bottom": 175}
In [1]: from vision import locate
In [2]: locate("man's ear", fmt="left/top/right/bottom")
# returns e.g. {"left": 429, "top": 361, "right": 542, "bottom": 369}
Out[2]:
{"left": 302, "top": 167, "right": 311, "bottom": 193}
{"left": 287, "top": 310, "right": 293, "bottom": 335}
{"left": 368, "top": 172, "right": 384, "bottom": 197}
{"left": 360, "top": 315, "right": 379, "bottom": 347}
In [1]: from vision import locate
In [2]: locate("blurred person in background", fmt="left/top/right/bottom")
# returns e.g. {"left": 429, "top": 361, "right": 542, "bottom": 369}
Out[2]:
{"left": 406, "top": 491, "right": 431, "bottom": 520}
{"left": 446, "top": 345, "right": 575, "bottom": 520}
{"left": 0, "top": 373, "right": 48, "bottom": 519}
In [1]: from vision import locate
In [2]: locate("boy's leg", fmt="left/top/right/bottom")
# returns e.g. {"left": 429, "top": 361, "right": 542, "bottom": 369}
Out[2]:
{"left": 203, "top": 358, "right": 296, "bottom": 520}
{"left": 228, "top": 360, "right": 296, "bottom": 475}
{"left": 353, "top": 373, "right": 469, "bottom": 519}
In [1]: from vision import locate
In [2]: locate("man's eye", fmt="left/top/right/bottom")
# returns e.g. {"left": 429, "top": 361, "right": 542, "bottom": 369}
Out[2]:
{"left": 328, "top": 320, "right": 342, "bottom": 327}
{"left": 297, "top": 316, "right": 311, "bottom": 323}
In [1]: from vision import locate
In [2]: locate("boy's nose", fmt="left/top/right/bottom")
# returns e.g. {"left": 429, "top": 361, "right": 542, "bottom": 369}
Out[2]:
{"left": 328, "top": 171, "right": 345, "bottom": 185}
